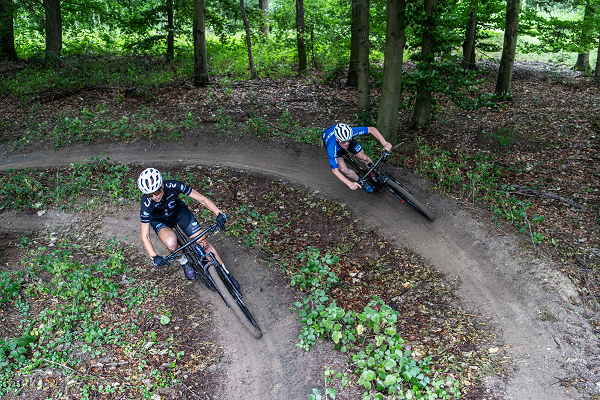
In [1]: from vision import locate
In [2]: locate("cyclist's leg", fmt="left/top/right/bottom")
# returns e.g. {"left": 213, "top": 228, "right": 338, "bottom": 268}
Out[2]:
{"left": 175, "top": 205, "right": 226, "bottom": 267}
{"left": 353, "top": 149, "right": 374, "bottom": 168}
{"left": 151, "top": 221, "right": 178, "bottom": 252}
{"left": 152, "top": 222, "right": 190, "bottom": 265}
{"left": 153, "top": 216, "right": 195, "bottom": 280}
{"left": 337, "top": 157, "right": 360, "bottom": 181}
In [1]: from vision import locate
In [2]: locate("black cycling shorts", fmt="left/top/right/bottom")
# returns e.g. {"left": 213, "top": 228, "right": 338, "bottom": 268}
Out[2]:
{"left": 150, "top": 204, "right": 202, "bottom": 238}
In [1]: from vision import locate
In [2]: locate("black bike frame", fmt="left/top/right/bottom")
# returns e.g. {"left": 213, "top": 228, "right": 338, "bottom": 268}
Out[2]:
{"left": 169, "top": 220, "right": 241, "bottom": 309}
{"left": 169, "top": 224, "right": 217, "bottom": 261}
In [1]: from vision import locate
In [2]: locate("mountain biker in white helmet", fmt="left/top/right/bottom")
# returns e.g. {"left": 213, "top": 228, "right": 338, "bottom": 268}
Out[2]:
{"left": 138, "top": 167, "right": 228, "bottom": 281}
{"left": 322, "top": 123, "right": 393, "bottom": 191}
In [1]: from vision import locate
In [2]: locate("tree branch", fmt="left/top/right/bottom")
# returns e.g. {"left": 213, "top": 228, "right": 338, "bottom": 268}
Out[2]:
{"left": 509, "top": 184, "right": 592, "bottom": 212}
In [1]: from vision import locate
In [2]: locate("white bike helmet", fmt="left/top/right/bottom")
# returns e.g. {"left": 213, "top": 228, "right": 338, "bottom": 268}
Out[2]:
{"left": 137, "top": 168, "right": 163, "bottom": 194}
{"left": 334, "top": 123, "right": 352, "bottom": 142}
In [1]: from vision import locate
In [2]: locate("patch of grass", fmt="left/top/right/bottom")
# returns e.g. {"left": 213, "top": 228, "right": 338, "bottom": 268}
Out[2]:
{"left": 215, "top": 108, "right": 236, "bottom": 135}
{"left": 414, "top": 137, "right": 547, "bottom": 246}
{"left": 487, "top": 125, "right": 518, "bottom": 147}
{"left": 11, "top": 106, "right": 186, "bottom": 151}
{"left": 0, "top": 155, "right": 136, "bottom": 211}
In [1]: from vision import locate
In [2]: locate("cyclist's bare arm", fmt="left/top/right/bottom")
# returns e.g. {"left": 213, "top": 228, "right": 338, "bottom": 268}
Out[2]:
{"left": 332, "top": 168, "right": 361, "bottom": 190}
{"left": 367, "top": 127, "right": 393, "bottom": 152}
{"left": 186, "top": 190, "right": 226, "bottom": 265}
{"left": 188, "top": 189, "right": 223, "bottom": 217}
{"left": 141, "top": 222, "right": 157, "bottom": 258}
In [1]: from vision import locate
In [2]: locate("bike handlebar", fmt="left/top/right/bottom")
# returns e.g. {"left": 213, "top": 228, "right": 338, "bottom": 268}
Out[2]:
{"left": 164, "top": 213, "right": 230, "bottom": 262}
{"left": 357, "top": 151, "right": 389, "bottom": 186}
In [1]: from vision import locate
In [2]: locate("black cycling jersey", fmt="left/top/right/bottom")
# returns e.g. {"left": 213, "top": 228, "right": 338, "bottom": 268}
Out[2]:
{"left": 140, "top": 180, "right": 192, "bottom": 223}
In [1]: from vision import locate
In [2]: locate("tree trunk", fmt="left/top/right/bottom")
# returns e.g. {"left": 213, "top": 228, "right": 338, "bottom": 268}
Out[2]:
{"left": 296, "top": 0, "right": 307, "bottom": 75}
{"left": 462, "top": 1, "right": 477, "bottom": 69}
{"left": 376, "top": 0, "right": 406, "bottom": 145}
{"left": 43, "top": 0, "right": 62, "bottom": 60}
{"left": 573, "top": 4, "right": 592, "bottom": 72}
{"left": 240, "top": 0, "right": 255, "bottom": 78}
{"left": 345, "top": 0, "right": 359, "bottom": 87}
{"left": 495, "top": 0, "right": 520, "bottom": 95}
{"left": 193, "top": 0, "right": 209, "bottom": 87}
{"left": 573, "top": 51, "right": 590, "bottom": 71}
{"left": 0, "top": 0, "right": 18, "bottom": 61}
{"left": 595, "top": 37, "right": 600, "bottom": 78}
{"left": 356, "top": 0, "right": 370, "bottom": 114}
{"left": 259, "top": 0, "right": 269, "bottom": 36}
{"left": 166, "top": 0, "right": 174, "bottom": 61}
{"left": 410, "top": 0, "right": 437, "bottom": 129}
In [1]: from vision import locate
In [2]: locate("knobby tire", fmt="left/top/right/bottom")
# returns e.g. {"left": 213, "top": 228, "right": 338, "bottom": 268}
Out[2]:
{"left": 207, "top": 263, "right": 263, "bottom": 338}
{"left": 385, "top": 180, "right": 435, "bottom": 221}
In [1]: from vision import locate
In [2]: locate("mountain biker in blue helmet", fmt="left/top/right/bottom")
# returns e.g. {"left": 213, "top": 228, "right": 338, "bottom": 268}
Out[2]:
{"left": 322, "top": 123, "right": 393, "bottom": 192}
{"left": 138, "top": 167, "right": 228, "bottom": 281}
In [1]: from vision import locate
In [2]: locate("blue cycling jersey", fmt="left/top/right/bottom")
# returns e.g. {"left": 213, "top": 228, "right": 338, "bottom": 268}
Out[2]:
{"left": 322, "top": 125, "right": 369, "bottom": 169}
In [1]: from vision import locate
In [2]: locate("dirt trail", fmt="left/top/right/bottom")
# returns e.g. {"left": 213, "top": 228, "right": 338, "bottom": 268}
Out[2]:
{"left": 2, "top": 135, "right": 598, "bottom": 399}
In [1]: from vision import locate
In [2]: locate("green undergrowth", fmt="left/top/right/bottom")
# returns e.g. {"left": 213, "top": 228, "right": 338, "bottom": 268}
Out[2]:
{"left": 413, "top": 137, "right": 546, "bottom": 246}
{"left": 12, "top": 107, "right": 198, "bottom": 152}
{"left": 0, "top": 155, "right": 220, "bottom": 213}
{"left": 0, "top": 155, "right": 136, "bottom": 211}
{"left": 1, "top": 240, "right": 139, "bottom": 396}
{"left": 3, "top": 57, "right": 177, "bottom": 96}
{"left": 292, "top": 248, "right": 461, "bottom": 400}
{"left": 10, "top": 102, "right": 323, "bottom": 152}
{"left": 0, "top": 238, "right": 215, "bottom": 398}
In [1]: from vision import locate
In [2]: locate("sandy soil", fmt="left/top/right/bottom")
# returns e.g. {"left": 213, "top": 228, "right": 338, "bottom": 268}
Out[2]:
{"left": 1, "top": 132, "right": 599, "bottom": 400}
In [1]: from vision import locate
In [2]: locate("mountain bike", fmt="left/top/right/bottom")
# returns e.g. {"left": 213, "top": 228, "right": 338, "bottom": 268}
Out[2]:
{"left": 165, "top": 216, "right": 262, "bottom": 337}
{"left": 344, "top": 151, "right": 435, "bottom": 221}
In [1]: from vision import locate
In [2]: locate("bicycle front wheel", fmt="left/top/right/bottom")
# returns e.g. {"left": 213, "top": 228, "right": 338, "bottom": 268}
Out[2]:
{"left": 207, "top": 263, "right": 263, "bottom": 338}
{"left": 385, "top": 180, "right": 435, "bottom": 221}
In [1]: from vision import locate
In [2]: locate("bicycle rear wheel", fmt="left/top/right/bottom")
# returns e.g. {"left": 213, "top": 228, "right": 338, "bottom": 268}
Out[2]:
{"left": 176, "top": 235, "right": 214, "bottom": 290}
{"left": 207, "top": 263, "right": 263, "bottom": 338}
{"left": 385, "top": 180, "right": 435, "bottom": 221}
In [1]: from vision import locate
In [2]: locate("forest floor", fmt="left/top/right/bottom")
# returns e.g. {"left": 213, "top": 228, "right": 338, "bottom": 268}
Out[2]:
{"left": 0, "top": 59, "right": 599, "bottom": 400}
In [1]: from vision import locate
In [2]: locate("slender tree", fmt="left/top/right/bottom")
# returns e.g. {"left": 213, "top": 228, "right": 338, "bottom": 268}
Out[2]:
{"left": 43, "top": 0, "right": 62, "bottom": 60}
{"left": 346, "top": 0, "right": 359, "bottom": 87}
{"left": 193, "top": 0, "right": 209, "bottom": 87}
{"left": 595, "top": 37, "right": 600, "bottom": 78}
{"left": 376, "top": 0, "right": 406, "bottom": 144}
{"left": 240, "top": 0, "right": 255, "bottom": 78}
{"left": 463, "top": 0, "right": 477, "bottom": 69}
{"left": 296, "top": 0, "right": 307, "bottom": 75}
{"left": 356, "top": 0, "right": 370, "bottom": 114}
{"left": 495, "top": 0, "right": 520, "bottom": 95}
{"left": 259, "top": 0, "right": 269, "bottom": 36}
{"left": 410, "top": 0, "right": 437, "bottom": 128}
{"left": 166, "top": 0, "right": 174, "bottom": 60}
{"left": 0, "top": 0, "right": 18, "bottom": 60}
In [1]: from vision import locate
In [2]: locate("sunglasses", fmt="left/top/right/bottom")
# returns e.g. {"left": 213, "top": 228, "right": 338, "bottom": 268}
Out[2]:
{"left": 339, "top": 140, "right": 350, "bottom": 145}
{"left": 149, "top": 188, "right": 162, "bottom": 197}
